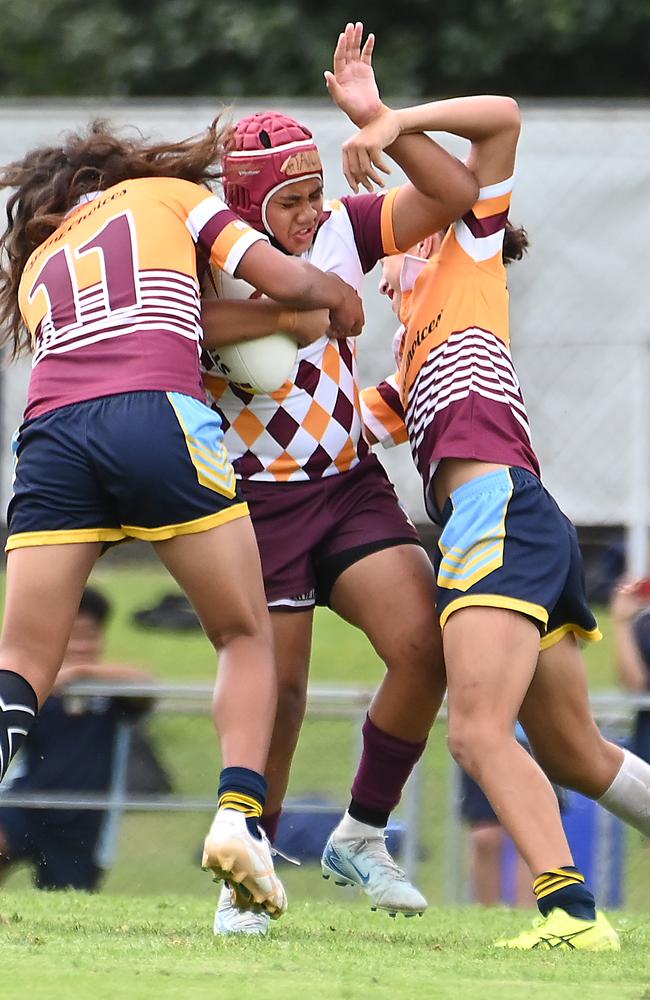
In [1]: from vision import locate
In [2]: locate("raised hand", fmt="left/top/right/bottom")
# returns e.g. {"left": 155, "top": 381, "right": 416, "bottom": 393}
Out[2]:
{"left": 324, "top": 21, "right": 385, "bottom": 128}
{"left": 341, "top": 109, "right": 400, "bottom": 193}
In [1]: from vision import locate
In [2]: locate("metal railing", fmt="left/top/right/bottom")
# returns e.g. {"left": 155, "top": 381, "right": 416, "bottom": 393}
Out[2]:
{"left": 1, "top": 683, "right": 648, "bottom": 892}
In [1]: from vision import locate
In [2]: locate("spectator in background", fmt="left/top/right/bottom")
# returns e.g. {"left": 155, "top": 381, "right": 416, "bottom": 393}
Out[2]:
{"left": 0, "top": 586, "right": 158, "bottom": 890}
{"left": 610, "top": 579, "right": 650, "bottom": 766}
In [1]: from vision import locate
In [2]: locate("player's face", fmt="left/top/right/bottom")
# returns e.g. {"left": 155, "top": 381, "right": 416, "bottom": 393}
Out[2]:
{"left": 65, "top": 611, "right": 104, "bottom": 665}
{"left": 379, "top": 254, "right": 404, "bottom": 318}
{"left": 266, "top": 178, "right": 324, "bottom": 255}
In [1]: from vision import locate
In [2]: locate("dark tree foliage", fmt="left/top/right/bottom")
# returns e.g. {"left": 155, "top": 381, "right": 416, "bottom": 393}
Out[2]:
{"left": 0, "top": 0, "right": 647, "bottom": 98}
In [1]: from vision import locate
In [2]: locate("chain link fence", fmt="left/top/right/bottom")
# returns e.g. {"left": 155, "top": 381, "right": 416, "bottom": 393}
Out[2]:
{"left": 1, "top": 682, "right": 648, "bottom": 912}
{"left": 1, "top": 99, "right": 649, "bottom": 562}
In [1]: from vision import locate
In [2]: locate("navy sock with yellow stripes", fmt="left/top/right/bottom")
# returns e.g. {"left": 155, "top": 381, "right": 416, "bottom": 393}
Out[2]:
{"left": 217, "top": 766, "right": 267, "bottom": 839}
{"left": 533, "top": 866, "right": 596, "bottom": 921}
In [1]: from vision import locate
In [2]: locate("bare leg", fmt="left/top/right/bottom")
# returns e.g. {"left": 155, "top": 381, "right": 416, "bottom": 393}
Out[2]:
{"left": 321, "top": 546, "right": 442, "bottom": 915}
{"left": 444, "top": 606, "right": 573, "bottom": 875}
{"left": 155, "top": 516, "right": 275, "bottom": 773}
{"left": 520, "top": 633, "right": 623, "bottom": 795}
{"left": 330, "top": 545, "right": 446, "bottom": 740}
{"left": 263, "top": 610, "right": 313, "bottom": 817}
{"left": 0, "top": 543, "right": 101, "bottom": 703}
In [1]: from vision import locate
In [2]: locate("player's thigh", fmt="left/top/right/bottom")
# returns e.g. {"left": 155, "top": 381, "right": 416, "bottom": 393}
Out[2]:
{"left": 154, "top": 514, "right": 271, "bottom": 647}
{"left": 330, "top": 543, "right": 443, "bottom": 672}
{"left": 0, "top": 543, "right": 101, "bottom": 701}
{"left": 444, "top": 606, "right": 539, "bottom": 734}
{"left": 520, "top": 634, "right": 618, "bottom": 786}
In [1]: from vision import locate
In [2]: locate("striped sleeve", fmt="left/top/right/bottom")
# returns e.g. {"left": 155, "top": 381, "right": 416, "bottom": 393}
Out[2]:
{"left": 185, "top": 191, "right": 268, "bottom": 276}
{"left": 361, "top": 375, "right": 408, "bottom": 448}
{"left": 452, "top": 175, "right": 514, "bottom": 263}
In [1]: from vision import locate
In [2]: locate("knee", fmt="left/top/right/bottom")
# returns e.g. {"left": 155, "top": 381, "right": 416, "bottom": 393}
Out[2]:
{"left": 448, "top": 717, "right": 503, "bottom": 779}
{"left": 204, "top": 608, "right": 271, "bottom": 653}
{"left": 276, "top": 673, "right": 308, "bottom": 727}
{"left": 382, "top": 616, "right": 444, "bottom": 681}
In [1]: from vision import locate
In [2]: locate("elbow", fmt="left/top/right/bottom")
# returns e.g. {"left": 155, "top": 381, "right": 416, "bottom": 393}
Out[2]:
{"left": 497, "top": 97, "right": 521, "bottom": 145}
{"left": 500, "top": 96, "right": 521, "bottom": 131}
{"left": 456, "top": 170, "right": 480, "bottom": 216}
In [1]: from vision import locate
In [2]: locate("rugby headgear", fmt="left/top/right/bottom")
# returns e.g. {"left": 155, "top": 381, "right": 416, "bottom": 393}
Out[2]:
{"left": 223, "top": 112, "right": 323, "bottom": 236}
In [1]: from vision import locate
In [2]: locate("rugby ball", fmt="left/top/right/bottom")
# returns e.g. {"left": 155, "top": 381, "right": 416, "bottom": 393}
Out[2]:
{"left": 204, "top": 267, "right": 298, "bottom": 395}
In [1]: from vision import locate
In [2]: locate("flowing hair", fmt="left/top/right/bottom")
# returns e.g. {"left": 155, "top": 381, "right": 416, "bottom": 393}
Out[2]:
{"left": 503, "top": 221, "right": 529, "bottom": 263}
{"left": 0, "top": 117, "right": 228, "bottom": 357}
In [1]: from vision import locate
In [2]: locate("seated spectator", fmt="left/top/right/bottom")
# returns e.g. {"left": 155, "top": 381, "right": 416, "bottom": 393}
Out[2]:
{"left": 0, "top": 586, "right": 161, "bottom": 890}
{"left": 610, "top": 579, "right": 650, "bottom": 765}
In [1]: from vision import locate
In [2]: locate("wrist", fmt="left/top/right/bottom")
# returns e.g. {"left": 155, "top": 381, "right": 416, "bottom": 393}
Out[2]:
{"left": 354, "top": 101, "right": 391, "bottom": 129}
{"left": 277, "top": 308, "right": 298, "bottom": 333}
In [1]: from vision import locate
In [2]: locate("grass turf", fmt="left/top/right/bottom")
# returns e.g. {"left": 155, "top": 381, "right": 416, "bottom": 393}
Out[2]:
{"left": 1, "top": 892, "right": 649, "bottom": 1000}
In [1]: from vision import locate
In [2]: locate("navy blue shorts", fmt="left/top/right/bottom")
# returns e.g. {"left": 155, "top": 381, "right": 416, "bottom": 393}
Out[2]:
{"left": 0, "top": 806, "right": 103, "bottom": 890}
{"left": 7, "top": 391, "right": 248, "bottom": 550}
{"left": 435, "top": 467, "right": 601, "bottom": 650}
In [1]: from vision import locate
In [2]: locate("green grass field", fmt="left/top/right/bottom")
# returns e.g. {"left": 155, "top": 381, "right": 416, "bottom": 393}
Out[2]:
{"left": 1, "top": 893, "right": 649, "bottom": 1000}
{"left": 1, "top": 563, "right": 649, "bottom": 998}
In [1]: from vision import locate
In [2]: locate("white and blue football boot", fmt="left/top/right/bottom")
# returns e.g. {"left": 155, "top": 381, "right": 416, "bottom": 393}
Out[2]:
{"left": 213, "top": 884, "right": 271, "bottom": 936}
{"left": 321, "top": 815, "right": 427, "bottom": 917}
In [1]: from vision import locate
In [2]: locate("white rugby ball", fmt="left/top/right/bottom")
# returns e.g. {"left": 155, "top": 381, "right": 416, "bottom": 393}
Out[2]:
{"left": 204, "top": 267, "right": 298, "bottom": 395}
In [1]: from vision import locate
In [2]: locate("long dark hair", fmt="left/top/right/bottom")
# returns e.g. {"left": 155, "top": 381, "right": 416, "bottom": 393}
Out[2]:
{"left": 503, "top": 221, "right": 529, "bottom": 264}
{"left": 0, "top": 117, "right": 227, "bottom": 357}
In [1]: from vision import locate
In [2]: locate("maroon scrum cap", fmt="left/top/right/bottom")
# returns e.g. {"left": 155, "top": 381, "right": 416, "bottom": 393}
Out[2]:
{"left": 223, "top": 111, "right": 323, "bottom": 236}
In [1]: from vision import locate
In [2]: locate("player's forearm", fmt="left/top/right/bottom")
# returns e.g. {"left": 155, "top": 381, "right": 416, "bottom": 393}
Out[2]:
{"left": 394, "top": 95, "right": 521, "bottom": 145}
{"left": 235, "top": 244, "right": 358, "bottom": 320}
{"left": 201, "top": 299, "right": 297, "bottom": 349}
{"left": 387, "top": 132, "right": 478, "bottom": 214}
{"left": 259, "top": 259, "right": 349, "bottom": 312}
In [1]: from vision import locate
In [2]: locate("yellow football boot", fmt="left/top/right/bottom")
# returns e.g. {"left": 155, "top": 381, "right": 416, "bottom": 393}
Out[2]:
{"left": 495, "top": 908, "right": 620, "bottom": 951}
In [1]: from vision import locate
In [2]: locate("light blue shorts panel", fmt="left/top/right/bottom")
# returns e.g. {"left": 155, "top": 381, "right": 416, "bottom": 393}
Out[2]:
{"left": 434, "top": 466, "right": 601, "bottom": 647}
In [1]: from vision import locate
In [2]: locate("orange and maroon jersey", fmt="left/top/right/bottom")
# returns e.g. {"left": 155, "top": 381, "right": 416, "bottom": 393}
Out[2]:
{"left": 19, "top": 177, "right": 266, "bottom": 420}
{"left": 396, "top": 175, "right": 540, "bottom": 497}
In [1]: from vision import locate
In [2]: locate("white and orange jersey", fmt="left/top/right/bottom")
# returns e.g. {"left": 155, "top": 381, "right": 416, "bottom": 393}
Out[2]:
{"left": 19, "top": 176, "right": 266, "bottom": 420}
{"left": 361, "top": 374, "right": 408, "bottom": 449}
{"left": 395, "top": 176, "right": 540, "bottom": 494}
{"left": 203, "top": 189, "right": 401, "bottom": 482}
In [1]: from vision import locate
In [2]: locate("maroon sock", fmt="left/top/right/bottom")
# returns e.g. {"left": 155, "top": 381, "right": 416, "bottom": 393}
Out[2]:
{"left": 260, "top": 808, "right": 282, "bottom": 843}
{"left": 350, "top": 714, "right": 427, "bottom": 827}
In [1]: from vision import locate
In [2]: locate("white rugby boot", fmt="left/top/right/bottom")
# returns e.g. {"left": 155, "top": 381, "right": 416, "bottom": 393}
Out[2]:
{"left": 321, "top": 815, "right": 427, "bottom": 917}
{"left": 202, "top": 809, "right": 287, "bottom": 919}
{"left": 213, "top": 883, "right": 271, "bottom": 936}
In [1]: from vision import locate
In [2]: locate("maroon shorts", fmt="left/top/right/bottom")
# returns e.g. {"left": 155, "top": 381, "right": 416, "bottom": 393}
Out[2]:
{"left": 239, "top": 455, "right": 421, "bottom": 610}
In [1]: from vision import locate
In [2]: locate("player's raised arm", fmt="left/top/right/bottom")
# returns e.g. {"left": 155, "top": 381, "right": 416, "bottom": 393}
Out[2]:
{"left": 325, "top": 21, "right": 479, "bottom": 251}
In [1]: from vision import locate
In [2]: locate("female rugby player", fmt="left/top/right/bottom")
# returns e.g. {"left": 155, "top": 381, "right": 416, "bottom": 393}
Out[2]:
{"left": 0, "top": 117, "right": 363, "bottom": 921}
{"left": 200, "top": 22, "right": 478, "bottom": 934}
{"left": 352, "top": 82, "right": 650, "bottom": 949}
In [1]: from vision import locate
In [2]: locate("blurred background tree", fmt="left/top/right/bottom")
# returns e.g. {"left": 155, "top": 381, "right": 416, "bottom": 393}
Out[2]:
{"left": 0, "top": 0, "right": 647, "bottom": 98}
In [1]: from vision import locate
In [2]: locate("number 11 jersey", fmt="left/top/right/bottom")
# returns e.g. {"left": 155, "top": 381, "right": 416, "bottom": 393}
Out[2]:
{"left": 19, "top": 176, "right": 266, "bottom": 421}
